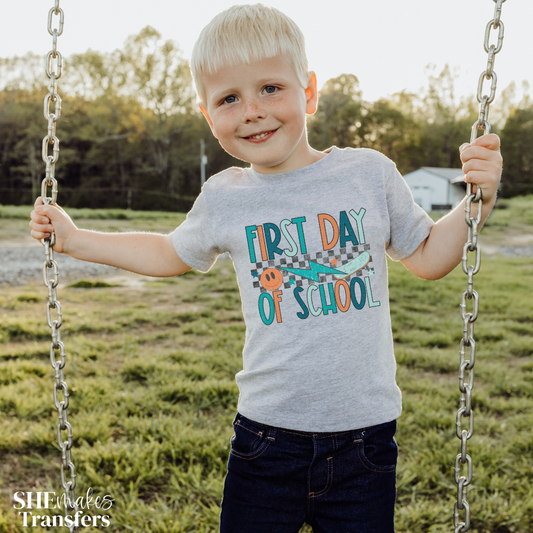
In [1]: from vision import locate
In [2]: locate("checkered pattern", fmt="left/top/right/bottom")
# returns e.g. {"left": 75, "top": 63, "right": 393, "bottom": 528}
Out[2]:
{"left": 251, "top": 244, "right": 373, "bottom": 293}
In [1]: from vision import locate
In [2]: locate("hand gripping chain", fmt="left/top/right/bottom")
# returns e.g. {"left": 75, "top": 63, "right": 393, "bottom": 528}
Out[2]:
{"left": 39, "top": 2, "right": 80, "bottom": 531}
{"left": 454, "top": 2, "right": 505, "bottom": 531}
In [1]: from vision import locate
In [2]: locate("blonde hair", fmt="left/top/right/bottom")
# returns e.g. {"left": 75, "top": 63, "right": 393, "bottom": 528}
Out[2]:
{"left": 191, "top": 4, "right": 309, "bottom": 104}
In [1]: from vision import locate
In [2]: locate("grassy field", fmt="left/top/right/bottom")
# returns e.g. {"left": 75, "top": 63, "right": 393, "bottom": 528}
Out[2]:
{"left": 1, "top": 198, "right": 532, "bottom": 532}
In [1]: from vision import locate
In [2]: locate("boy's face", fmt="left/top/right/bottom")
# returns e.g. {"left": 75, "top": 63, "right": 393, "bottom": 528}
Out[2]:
{"left": 200, "top": 55, "right": 320, "bottom": 174}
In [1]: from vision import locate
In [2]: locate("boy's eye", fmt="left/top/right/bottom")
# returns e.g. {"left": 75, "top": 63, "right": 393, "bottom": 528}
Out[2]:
{"left": 263, "top": 85, "right": 277, "bottom": 94}
{"left": 223, "top": 95, "right": 237, "bottom": 104}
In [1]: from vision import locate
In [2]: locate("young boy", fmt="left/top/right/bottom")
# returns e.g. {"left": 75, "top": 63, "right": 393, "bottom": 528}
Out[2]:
{"left": 30, "top": 4, "right": 502, "bottom": 532}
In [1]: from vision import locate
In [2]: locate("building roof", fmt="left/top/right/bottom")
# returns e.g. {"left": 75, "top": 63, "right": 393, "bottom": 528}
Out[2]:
{"left": 420, "top": 167, "right": 464, "bottom": 182}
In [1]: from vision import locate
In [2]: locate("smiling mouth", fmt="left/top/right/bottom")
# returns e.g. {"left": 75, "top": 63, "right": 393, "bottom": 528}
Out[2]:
{"left": 244, "top": 129, "right": 278, "bottom": 141}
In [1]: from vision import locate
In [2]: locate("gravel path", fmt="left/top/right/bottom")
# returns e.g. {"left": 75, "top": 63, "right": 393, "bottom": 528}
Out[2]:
{"left": 0, "top": 246, "right": 120, "bottom": 287}
{"left": 1, "top": 244, "right": 531, "bottom": 287}
{"left": 499, "top": 245, "right": 533, "bottom": 257}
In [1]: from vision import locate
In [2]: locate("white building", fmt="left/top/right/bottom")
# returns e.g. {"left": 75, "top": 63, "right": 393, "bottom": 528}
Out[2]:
{"left": 403, "top": 167, "right": 466, "bottom": 212}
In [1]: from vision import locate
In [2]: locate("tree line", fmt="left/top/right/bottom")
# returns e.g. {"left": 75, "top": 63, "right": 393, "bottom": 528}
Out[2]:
{"left": 1, "top": 27, "right": 531, "bottom": 211}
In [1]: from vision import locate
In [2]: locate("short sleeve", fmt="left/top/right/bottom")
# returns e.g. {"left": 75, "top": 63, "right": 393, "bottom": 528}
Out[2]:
{"left": 385, "top": 165, "right": 435, "bottom": 261}
{"left": 172, "top": 191, "right": 221, "bottom": 272}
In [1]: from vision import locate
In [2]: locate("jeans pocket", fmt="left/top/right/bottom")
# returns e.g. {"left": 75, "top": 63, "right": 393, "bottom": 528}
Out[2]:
{"left": 230, "top": 415, "right": 275, "bottom": 460}
{"left": 354, "top": 421, "right": 398, "bottom": 473}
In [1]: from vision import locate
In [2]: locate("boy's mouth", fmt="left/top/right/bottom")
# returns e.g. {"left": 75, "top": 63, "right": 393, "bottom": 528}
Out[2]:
{"left": 244, "top": 129, "right": 278, "bottom": 142}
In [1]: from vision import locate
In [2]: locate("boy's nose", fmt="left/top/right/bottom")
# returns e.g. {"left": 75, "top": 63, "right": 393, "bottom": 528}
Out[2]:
{"left": 241, "top": 98, "right": 266, "bottom": 122}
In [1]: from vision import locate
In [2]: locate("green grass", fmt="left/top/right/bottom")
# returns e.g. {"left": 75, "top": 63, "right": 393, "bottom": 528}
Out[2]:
{"left": 0, "top": 203, "right": 533, "bottom": 532}
{"left": 484, "top": 194, "right": 533, "bottom": 229}
{"left": 428, "top": 194, "right": 533, "bottom": 238}
{"left": 0, "top": 205, "right": 183, "bottom": 221}
{"left": 67, "top": 280, "right": 122, "bottom": 289}
{"left": 0, "top": 205, "right": 186, "bottom": 242}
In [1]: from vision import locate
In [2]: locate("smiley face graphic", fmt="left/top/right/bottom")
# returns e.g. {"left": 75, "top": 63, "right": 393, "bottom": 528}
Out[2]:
{"left": 260, "top": 268, "right": 283, "bottom": 291}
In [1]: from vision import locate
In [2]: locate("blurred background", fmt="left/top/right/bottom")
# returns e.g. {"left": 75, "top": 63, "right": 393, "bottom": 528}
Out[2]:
{"left": 1, "top": 0, "right": 532, "bottom": 211}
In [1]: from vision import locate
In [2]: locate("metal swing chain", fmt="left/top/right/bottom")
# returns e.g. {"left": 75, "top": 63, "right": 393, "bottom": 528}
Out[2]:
{"left": 454, "top": 1, "right": 505, "bottom": 532}
{"left": 40, "top": 2, "right": 79, "bottom": 531}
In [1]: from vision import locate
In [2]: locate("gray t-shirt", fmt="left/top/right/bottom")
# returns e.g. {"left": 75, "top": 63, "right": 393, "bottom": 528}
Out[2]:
{"left": 172, "top": 147, "right": 434, "bottom": 432}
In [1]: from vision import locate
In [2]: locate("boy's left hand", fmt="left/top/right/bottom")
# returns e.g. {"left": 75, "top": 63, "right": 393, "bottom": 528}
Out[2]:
{"left": 402, "top": 133, "right": 502, "bottom": 280}
{"left": 460, "top": 133, "right": 502, "bottom": 204}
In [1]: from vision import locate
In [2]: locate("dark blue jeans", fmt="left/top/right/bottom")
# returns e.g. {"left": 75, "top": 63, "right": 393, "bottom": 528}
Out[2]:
{"left": 220, "top": 413, "right": 398, "bottom": 533}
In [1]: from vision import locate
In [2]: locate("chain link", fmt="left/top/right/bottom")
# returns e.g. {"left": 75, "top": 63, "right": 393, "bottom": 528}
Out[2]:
{"left": 454, "top": 1, "right": 505, "bottom": 531}
{"left": 39, "top": 3, "right": 79, "bottom": 531}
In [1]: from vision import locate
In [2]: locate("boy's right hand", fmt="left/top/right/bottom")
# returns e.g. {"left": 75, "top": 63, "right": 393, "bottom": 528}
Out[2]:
{"left": 29, "top": 197, "right": 77, "bottom": 254}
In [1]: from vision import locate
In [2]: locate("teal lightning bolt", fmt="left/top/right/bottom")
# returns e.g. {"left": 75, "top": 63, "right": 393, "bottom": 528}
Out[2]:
{"left": 280, "top": 252, "right": 371, "bottom": 283}
{"left": 280, "top": 261, "right": 343, "bottom": 282}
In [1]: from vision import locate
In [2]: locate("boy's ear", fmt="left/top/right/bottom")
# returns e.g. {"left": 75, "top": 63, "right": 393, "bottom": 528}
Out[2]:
{"left": 199, "top": 105, "right": 218, "bottom": 139}
{"left": 305, "top": 72, "right": 319, "bottom": 116}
